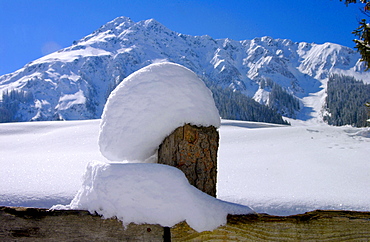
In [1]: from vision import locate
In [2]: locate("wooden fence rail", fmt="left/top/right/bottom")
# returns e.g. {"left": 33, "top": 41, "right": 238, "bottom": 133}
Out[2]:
{"left": 2, "top": 206, "right": 370, "bottom": 241}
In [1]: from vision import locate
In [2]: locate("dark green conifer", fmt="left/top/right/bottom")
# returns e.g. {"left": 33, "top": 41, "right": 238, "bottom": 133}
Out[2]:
{"left": 341, "top": 0, "right": 370, "bottom": 69}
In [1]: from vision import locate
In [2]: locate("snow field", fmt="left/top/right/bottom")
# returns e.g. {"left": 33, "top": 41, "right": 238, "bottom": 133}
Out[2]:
{"left": 0, "top": 119, "right": 109, "bottom": 208}
{"left": 1, "top": 119, "right": 369, "bottom": 216}
{"left": 217, "top": 120, "right": 370, "bottom": 215}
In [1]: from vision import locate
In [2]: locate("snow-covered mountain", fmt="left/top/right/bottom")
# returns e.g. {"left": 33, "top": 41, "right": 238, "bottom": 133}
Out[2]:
{"left": 1, "top": 16, "right": 369, "bottom": 122}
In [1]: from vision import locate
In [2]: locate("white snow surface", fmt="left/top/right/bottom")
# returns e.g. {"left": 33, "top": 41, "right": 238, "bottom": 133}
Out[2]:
{"left": 218, "top": 119, "right": 370, "bottom": 215}
{"left": 52, "top": 161, "right": 253, "bottom": 232}
{"left": 0, "top": 119, "right": 108, "bottom": 208}
{"left": 99, "top": 62, "right": 221, "bottom": 161}
{"left": 1, "top": 119, "right": 370, "bottom": 217}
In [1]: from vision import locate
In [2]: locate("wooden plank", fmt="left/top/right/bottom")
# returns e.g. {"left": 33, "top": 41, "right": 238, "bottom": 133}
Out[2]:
{"left": 0, "top": 206, "right": 164, "bottom": 241}
{"left": 171, "top": 210, "right": 370, "bottom": 241}
{"left": 2, "top": 207, "right": 370, "bottom": 241}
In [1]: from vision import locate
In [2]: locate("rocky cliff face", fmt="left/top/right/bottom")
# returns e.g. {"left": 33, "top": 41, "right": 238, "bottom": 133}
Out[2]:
{"left": 1, "top": 16, "right": 369, "bottom": 122}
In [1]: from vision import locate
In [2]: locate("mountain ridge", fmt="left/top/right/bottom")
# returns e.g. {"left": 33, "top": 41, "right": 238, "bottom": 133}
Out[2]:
{"left": 1, "top": 16, "right": 369, "bottom": 123}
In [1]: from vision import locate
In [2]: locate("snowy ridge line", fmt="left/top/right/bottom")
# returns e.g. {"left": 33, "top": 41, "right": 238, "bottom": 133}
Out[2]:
{"left": 1, "top": 16, "right": 370, "bottom": 123}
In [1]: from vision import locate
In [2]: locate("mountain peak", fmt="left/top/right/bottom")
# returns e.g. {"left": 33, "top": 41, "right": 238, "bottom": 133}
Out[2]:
{"left": 75, "top": 16, "right": 135, "bottom": 45}
{"left": 0, "top": 17, "right": 368, "bottom": 123}
{"left": 142, "top": 18, "right": 160, "bottom": 26}
{"left": 137, "top": 18, "right": 172, "bottom": 33}
{"left": 99, "top": 16, "right": 135, "bottom": 32}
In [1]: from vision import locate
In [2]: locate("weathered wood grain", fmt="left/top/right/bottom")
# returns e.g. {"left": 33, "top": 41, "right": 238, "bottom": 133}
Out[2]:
{"left": 2, "top": 207, "right": 370, "bottom": 241}
{"left": 171, "top": 210, "right": 370, "bottom": 241}
{"left": 0, "top": 206, "right": 165, "bottom": 241}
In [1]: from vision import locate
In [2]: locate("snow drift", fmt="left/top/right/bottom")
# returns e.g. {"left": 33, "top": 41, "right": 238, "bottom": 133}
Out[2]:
{"left": 52, "top": 162, "right": 253, "bottom": 232}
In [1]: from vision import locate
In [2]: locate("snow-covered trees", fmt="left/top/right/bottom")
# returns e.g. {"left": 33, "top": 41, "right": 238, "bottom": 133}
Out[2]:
{"left": 268, "top": 84, "right": 300, "bottom": 118}
{"left": 324, "top": 74, "right": 370, "bottom": 127}
{"left": 207, "top": 83, "right": 289, "bottom": 125}
{"left": 260, "top": 79, "right": 301, "bottom": 118}
{"left": 0, "top": 89, "right": 33, "bottom": 122}
{"left": 352, "top": 19, "right": 370, "bottom": 70}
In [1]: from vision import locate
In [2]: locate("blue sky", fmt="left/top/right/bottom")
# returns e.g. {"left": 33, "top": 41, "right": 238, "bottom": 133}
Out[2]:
{"left": 0, "top": 0, "right": 366, "bottom": 76}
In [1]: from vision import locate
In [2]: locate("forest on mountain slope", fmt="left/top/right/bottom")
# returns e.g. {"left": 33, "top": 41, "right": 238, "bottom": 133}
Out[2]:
{"left": 0, "top": 84, "right": 290, "bottom": 125}
{"left": 206, "top": 83, "right": 290, "bottom": 125}
{"left": 1, "top": 74, "right": 369, "bottom": 126}
{"left": 324, "top": 74, "right": 370, "bottom": 127}
{"left": 260, "top": 78, "right": 301, "bottom": 119}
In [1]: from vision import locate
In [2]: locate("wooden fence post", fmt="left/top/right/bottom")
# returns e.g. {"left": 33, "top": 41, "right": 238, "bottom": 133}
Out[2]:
{"left": 158, "top": 123, "right": 219, "bottom": 197}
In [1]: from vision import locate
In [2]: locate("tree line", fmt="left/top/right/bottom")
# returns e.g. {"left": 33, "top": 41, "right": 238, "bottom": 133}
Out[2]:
{"left": 261, "top": 78, "right": 301, "bottom": 118}
{"left": 0, "top": 89, "right": 33, "bottom": 122}
{"left": 0, "top": 85, "right": 290, "bottom": 125}
{"left": 324, "top": 73, "right": 370, "bottom": 127}
{"left": 206, "top": 82, "right": 290, "bottom": 125}
{"left": 7, "top": 74, "right": 369, "bottom": 127}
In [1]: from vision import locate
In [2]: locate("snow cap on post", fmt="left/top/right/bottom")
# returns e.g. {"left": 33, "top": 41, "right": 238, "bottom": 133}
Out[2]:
{"left": 99, "top": 62, "right": 221, "bottom": 162}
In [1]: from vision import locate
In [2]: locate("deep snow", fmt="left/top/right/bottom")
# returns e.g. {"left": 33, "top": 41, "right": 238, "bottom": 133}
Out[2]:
{"left": 99, "top": 62, "right": 220, "bottom": 162}
{"left": 1, "top": 119, "right": 369, "bottom": 216}
{"left": 51, "top": 161, "right": 253, "bottom": 232}
{"left": 49, "top": 62, "right": 246, "bottom": 232}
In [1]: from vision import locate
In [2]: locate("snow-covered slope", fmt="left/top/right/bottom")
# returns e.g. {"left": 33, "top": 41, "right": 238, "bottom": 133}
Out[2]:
{"left": 1, "top": 16, "right": 369, "bottom": 122}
